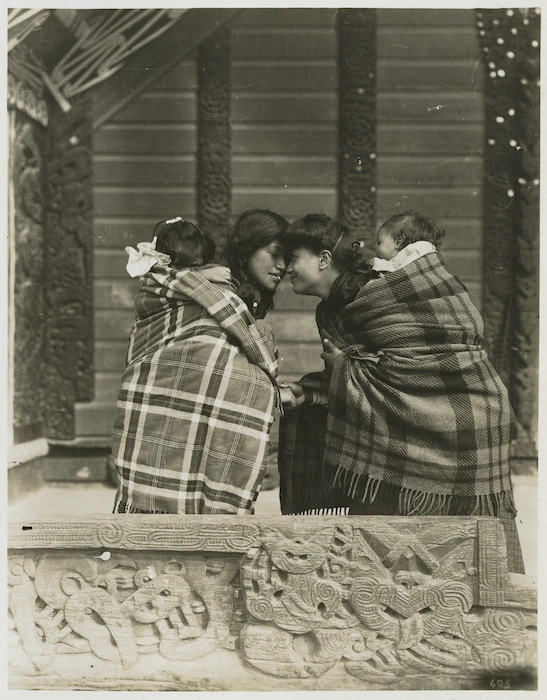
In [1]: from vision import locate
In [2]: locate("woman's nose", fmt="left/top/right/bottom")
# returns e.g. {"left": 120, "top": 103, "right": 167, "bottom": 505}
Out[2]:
{"left": 276, "top": 257, "right": 287, "bottom": 271}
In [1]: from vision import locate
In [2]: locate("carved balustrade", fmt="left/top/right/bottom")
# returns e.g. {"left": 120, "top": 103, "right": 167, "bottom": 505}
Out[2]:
{"left": 8, "top": 515, "right": 537, "bottom": 691}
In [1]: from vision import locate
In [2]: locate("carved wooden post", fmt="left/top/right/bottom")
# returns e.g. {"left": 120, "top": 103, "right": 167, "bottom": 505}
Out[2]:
{"left": 43, "top": 94, "right": 94, "bottom": 440}
{"left": 8, "top": 75, "right": 48, "bottom": 447}
{"left": 337, "top": 9, "right": 377, "bottom": 251}
{"left": 476, "top": 9, "right": 539, "bottom": 462}
{"left": 197, "top": 26, "right": 232, "bottom": 256}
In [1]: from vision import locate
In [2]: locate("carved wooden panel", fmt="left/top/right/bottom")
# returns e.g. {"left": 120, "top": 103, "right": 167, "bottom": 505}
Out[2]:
{"left": 43, "top": 93, "right": 94, "bottom": 440}
{"left": 337, "top": 9, "right": 377, "bottom": 251}
{"left": 197, "top": 26, "right": 232, "bottom": 256}
{"left": 9, "top": 111, "right": 47, "bottom": 444}
{"left": 8, "top": 516, "right": 537, "bottom": 691}
{"left": 476, "top": 9, "right": 539, "bottom": 458}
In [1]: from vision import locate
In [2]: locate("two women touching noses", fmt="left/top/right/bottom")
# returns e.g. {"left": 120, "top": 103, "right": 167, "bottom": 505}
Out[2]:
{"left": 112, "top": 208, "right": 524, "bottom": 574}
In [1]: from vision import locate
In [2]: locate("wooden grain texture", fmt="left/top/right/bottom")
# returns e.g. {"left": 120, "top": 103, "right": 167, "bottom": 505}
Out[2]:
{"left": 85, "top": 8, "right": 487, "bottom": 444}
{"left": 8, "top": 515, "right": 537, "bottom": 691}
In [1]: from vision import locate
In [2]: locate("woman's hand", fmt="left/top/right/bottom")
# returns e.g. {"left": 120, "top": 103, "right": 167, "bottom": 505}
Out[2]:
{"left": 320, "top": 338, "right": 345, "bottom": 372}
{"left": 200, "top": 266, "right": 232, "bottom": 284}
{"left": 279, "top": 382, "right": 307, "bottom": 410}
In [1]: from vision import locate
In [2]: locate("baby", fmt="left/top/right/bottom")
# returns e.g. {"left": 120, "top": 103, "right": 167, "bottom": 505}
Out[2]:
{"left": 372, "top": 210, "right": 446, "bottom": 273}
{"left": 125, "top": 215, "right": 231, "bottom": 284}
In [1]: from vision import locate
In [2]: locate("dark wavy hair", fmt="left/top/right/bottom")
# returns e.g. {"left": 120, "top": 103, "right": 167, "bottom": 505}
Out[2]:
{"left": 283, "top": 213, "right": 366, "bottom": 273}
{"left": 377, "top": 210, "right": 446, "bottom": 250}
{"left": 223, "top": 209, "right": 289, "bottom": 317}
{"left": 153, "top": 217, "right": 215, "bottom": 268}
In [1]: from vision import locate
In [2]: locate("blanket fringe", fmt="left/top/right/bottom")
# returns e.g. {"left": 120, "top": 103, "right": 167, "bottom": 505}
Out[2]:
{"left": 332, "top": 466, "right": 517, "bottom": 517}
{"left": 288, "top": 507, "right": 350, "bottom": 516}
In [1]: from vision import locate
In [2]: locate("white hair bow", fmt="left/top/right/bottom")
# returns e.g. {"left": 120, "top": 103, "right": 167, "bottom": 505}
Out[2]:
{"left": 125, "top": 236, "right": 171, "bottom": 278}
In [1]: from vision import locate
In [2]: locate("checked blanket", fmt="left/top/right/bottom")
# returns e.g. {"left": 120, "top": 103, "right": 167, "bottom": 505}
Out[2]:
{"left": 280, "top": 252, "right": 517, "bottom": 519}
{"left": 112, "top": 266, "right": 279, "bottom": 515}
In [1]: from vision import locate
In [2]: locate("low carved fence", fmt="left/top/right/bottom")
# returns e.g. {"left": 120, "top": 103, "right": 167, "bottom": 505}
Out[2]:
{"left": 8, "top": 515, "right": 537, "bottom": 691}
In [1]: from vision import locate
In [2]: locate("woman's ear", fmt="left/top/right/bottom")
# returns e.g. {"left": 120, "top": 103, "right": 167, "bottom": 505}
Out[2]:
{"left": 318, "top": 249, "right": 333, "bottom": 270}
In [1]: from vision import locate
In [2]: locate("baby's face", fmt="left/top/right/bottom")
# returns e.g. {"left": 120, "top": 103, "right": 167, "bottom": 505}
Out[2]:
{"left": 375, "top": 230, "right": 400, "bottom": 261}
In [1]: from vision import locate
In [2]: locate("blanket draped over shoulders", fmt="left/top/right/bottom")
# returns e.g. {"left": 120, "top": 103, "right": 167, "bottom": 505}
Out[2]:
{"left": 112, "top": 266, "right": 279, "bottom": 515}
{"left": 279, "top": 253, "right": 516, "bottom": 518}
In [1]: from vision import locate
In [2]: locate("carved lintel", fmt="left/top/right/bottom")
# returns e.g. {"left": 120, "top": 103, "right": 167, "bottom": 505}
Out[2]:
{"left": 8, "top": 516, "right": 536, "bottom": 689}
{"left": 337, "top": 8, "right": 376, "bottom": 252}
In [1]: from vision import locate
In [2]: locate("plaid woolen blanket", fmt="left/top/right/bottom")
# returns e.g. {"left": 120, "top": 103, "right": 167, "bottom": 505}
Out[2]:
{"left": 279, "top": 252, "right": 516, "bottom": 518}
{"left": 112, "top": 266, "right": 279, "bottom": 515}
{"left": 327, "top": 252, "right": 515, "bottom": 511}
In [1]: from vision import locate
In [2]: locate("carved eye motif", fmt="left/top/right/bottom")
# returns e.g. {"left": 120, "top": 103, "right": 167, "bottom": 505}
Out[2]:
{"left": 160, "top": 589, "right": 171, "bottom": 597}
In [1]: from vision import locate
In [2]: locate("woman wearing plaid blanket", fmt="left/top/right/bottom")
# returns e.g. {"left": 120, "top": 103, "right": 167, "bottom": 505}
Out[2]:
{"left": 112, "top": 211, "right": 288, "bottom": 515}
{"left": 279, "top": 212, "right": 524, "bottom": 572}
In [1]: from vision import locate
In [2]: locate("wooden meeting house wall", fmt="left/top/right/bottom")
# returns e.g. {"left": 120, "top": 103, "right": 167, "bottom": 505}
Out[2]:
{"left": 7, "top": 7, "right": 539, "bottom": 691}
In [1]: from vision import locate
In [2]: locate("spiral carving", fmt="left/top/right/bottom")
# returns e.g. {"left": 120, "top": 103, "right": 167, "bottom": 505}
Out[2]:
{"left": 199, "top": 87, "right": 229, "bottom": 115}
{"left": 337, "top": 9, "right": 376, "bottom": 249}
{"left": 197, "top": 26, "right": 231, "bottom": 250}
{"left": 97, "top": 522, "right": 126, "bottom": 548}
{"left": 247, "top": 597, "right": 274, "bottom": 622}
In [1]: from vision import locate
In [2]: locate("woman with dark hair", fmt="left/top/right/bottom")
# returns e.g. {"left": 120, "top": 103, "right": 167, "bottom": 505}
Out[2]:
{"left": 279, "top": 210, "right": 524, "bottom": 573}
{"left": 224, "top": 208, "right": 289, "bottom": 320}
{"left": 112, "top": 210, "right": 287, "bottom": 515}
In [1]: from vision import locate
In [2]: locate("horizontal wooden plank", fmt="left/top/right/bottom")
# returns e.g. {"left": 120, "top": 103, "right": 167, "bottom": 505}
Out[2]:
{"left": 139, "top": 62, "right": 198, "bottom": 93}
{"left": 232, "top": 26, "right": 480, "bottom": 60}
{"left": 232, "top": 124, "right": 336, "bottom": 154}
{"left": 75, "top": 402, "right": 116, "bottom": 436}
{"left": 93, "top": 125, "right": 196, "bottom": 154}
{"left": 276, "top": 341, "right": 324, "bottom": 376}
{"left": 94, "top": 279, "right": 139, "bottom": 310}
{"left": 232, "top": 93, "right": 337, "bottom": 123}
{"left": 377, "top": 27, "right": 480, "bottom": 58}
{"left": 268, "top": 312, "right": 322, "bottom": 343}
{"left": 95, "top": 311, "right": 136, "bottom": 340}
{"left": 377, "top": 124, "right": 483, "bottom": 154}
{"left": 377, "top": 9, "right": 477, "bottom": 27}
{"left": 233, "top": 155, "right": 338, "bottom": 186}
{"left": 94, "top": 216, "right": 482, "bottom": 258}
{"left": 433, "top": 219, "right": 482, "bottom": 249}
{"left": 95, "top": 250, "right": 131, "bottom": 278}
{"left": 95, "top": 341, "right": 129, "bottom": 371}
{"left": 110, "top": 94, "right": 196, "bottom": 122}
{"left": 235, "top": 8, "right": 337, "bottom": 27}
{"left": 94, "top": 188, "right": 195, "bottom": 218}
{"left": 377, "top": 156, "right": 483, "bottom": 186}
{"left": 232, "top": 189, "right": 336, "bottom": 217}
{"left": 377, "top": 93, "right": 483, "bottom": 122}
{"left": 95, "top": 372, "right": 124, "bottom": 401}
{"left": 439, "top": 249, "right": 482, "bottom": 281}
{"left": 93, "top": 156, "right": 195, "bottom": 186}
{"left": 231, "top": 29, "right": 336, "bottom": 59}
{"left": 94, "top": 219, "right": 198, "bottom": 247}
{"left": 377, "top": 187, "right": 482, "bottom": 219}
{"left": 377, "top": 60, "right": 484, "bottom": 92}
{"left": 232, "top": 62, "right": 337, "bottom": 92}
